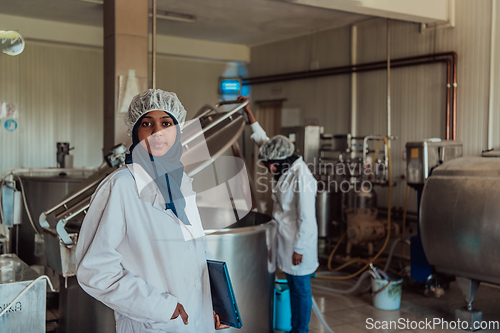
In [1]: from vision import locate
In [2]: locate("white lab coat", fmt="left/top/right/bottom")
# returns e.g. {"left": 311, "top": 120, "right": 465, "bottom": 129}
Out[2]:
{"left": 250, "top": 122, "right": 319, "bottom": 276}
{"left": 75, "top": 164, "right": 215, "bottom": 333}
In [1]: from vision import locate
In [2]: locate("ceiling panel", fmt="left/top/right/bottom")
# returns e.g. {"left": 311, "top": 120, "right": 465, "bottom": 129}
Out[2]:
{"left": 0, "top": 0, "right": 368, "bottom": 45}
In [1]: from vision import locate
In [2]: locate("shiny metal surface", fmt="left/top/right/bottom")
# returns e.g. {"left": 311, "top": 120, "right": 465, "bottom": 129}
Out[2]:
{"left": 406, "top": 140, "right": 463, "bottom": 189}
{"left": 206, "top": 211, "right": 277, "bottom": 333}
{"left": 59, "top": 276, "right": 115, "bottom": 333}
{"left": 0, "top": 254, "right": 46, "bottom": 333}
{"left": 16, "top": 172, "right": 91, "bottom": 266}
{"left": 420, "top": 156, "right": 500, "bottom": 284}
{"left": 40, "top": 165, "right": 117, "bottom": 247}
{"left": 183, "top": 110, "right": 246, "bottom": 176}
{"left": 315, "top": 190, "right": 341, "bottom": 237}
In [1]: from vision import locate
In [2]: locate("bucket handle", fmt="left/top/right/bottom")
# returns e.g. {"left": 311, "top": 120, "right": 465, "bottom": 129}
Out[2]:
{"left": 371, "top": 280, "right": 393, "bottom": 296}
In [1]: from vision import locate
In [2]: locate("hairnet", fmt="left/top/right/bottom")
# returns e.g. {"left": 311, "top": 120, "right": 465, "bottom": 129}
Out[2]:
{"left": 124, "top": 89, "right": 187, "bottom": 136}
{"left": 258, "top": 135, "right": 295, "bottom": 161}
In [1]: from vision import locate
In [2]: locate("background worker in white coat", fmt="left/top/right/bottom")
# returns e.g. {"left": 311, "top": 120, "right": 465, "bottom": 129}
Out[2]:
{"left": 238, "top": 96, "right": 318, "bottom": 333}
{"left": 76, "top": 89, "right": 228, "bottom": 332}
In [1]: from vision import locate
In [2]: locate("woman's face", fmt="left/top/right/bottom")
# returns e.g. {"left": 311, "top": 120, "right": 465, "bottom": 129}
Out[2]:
{"left": 137, "top": 110, "right": 177, "bottom": 156}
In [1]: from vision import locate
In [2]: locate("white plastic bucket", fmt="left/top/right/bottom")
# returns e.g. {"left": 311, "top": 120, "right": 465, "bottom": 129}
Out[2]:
{"left": 371, "top": 277, "right": 403, "bottom": 310}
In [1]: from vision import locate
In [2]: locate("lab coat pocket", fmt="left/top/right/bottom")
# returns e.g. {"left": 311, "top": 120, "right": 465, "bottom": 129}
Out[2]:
{"left": 145, "top": 316, "right": 183, "bottom": 331}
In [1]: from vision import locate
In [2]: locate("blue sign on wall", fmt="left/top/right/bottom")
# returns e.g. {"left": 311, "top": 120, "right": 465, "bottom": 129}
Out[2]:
{"left": 4, "top": 119, "right": 17, "bottom": 132}
{"left": 220, "top": 78, "right": 242, "bottom": 95}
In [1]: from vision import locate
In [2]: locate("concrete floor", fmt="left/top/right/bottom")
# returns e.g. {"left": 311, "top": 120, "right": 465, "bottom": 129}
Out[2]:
{"left": 275, "top": 274, "right": 500, "bottom": 333}
{"left": 45, "top": 271, "right": 500, "bottom": 332}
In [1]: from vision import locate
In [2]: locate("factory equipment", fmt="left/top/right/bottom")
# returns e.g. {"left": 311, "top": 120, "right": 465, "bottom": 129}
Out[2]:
{"left": 56, "top": 143, "right": 74, "bottom": 169}
{"left": 282, "top": 126, "right": 397, "bottom": 259}
{"left": 406, "top": 139, "right": 463, "bottom": 191}
{"left": 206, "top": 212, "right": 276, "bottom": 333}
{"left": 420, "top": 153, "right": 500, "bottom": 327}
{"left": 405, "top": 140, "right": 463, "bottom": 284}
{"left": 5, "top": 99, "right": 275, "bottom": 332}
{"left": 0, "top": 254, "right": 47, "bottom": 333}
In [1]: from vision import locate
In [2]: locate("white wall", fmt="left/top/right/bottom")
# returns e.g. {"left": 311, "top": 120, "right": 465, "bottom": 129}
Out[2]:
{"left": 248, "top": 0, "right": 499, "bottom": 211}
{"left": 156, "top": 56, "right": 230, "bottom": 119}
{"left": 0, "top": 43, "right": 235, "bottom": 172}
{"left": 0, "top": 42, "right": 103, "bottom": 170}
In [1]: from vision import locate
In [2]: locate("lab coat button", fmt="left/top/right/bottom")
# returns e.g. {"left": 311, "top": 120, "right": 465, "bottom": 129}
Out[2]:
{"left": 189, "top": 244, "right": 194, "bottom": 250}
{"left": 196, "top": 320, "right": 200, "bottom": 326}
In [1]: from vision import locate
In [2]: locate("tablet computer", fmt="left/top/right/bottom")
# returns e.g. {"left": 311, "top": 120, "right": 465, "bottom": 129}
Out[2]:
{"left": 207, "top": 260, "right": 242, "bottom": 329}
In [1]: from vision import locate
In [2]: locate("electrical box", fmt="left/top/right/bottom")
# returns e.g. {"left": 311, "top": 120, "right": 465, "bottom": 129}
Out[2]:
{"left": 406, "top": 139, "right": 463, "bottom": 190}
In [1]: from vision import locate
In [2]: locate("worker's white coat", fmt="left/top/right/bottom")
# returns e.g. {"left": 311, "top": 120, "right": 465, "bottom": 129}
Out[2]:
{"left": 250, "top": 122, "right": 319, "bottom": 276}
{"left": 75, "top": 164, "right": 215, "bottom": 333}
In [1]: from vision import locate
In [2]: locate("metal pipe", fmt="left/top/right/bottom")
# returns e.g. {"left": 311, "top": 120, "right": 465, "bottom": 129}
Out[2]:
{"left": 182, "top": 100, "right": 249, "bottom": 146}
{"left": 351, "top": 24, "right": 358, "bottom": 139}
{"left": 243, "top": 53, "right": 456, "bottom": 142}
{"left": 242, "top": 52, "right": 457, "bottom": 85}
{"left": 151, "top": 0, "right": 157, "bottom": 89}
{"left": 446, "top": 59, "right": 451, "bottom": 140}
{"left": 489, "top": 0, "right": 496, "bottom": 150}
{"left": 386, "top": 19, "right": 391, "bottom": 143}
{"left": 452, "top": 52, "right": 458, "bottom": 140}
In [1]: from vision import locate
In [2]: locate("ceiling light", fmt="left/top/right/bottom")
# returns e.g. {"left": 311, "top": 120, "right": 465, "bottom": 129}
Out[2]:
{"left": 149, "top": 10, "right": 196, "bottom": 23}
{"left": 77, "top": 0, "right": 103, "bottom": 4}
{"left": 75, "top": 1, "right": 196, "bottom": 23}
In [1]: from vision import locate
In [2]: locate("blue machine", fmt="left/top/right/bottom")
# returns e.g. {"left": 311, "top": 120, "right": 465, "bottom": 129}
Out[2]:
{"left": 406, "top": 140, "right": 463, "bottom": 283}
{"left": 410, "top": 192, "right": 432, "bottom": 282}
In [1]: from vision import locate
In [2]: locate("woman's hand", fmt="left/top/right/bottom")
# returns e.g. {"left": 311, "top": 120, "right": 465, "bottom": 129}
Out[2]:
{"left": 214, "top": 311, "right": 230, "bottom": 330}
{"left": 292, "top": 252, "right": 303, "bottom": 265}
{"left": 236, "top": 95, "right": 256, "bottom": 124}
{"left": 171, "top": 303, "right": 189, "bottom": 325}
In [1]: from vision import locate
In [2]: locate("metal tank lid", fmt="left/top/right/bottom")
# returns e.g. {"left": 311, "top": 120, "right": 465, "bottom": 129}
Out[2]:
{"left": 14, "top": 169, "right": 94, "bottom": 182}
{"left": 431, "top": 155, "right": 500, "bottom": 177}
{"left": 181, "top": 102, "right": 246, "bottom": 176}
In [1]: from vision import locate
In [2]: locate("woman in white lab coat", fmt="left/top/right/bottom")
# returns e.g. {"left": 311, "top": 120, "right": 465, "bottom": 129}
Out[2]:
{"left": 76, "top": 89, "right": 228, "bottom": 333}
{"left": 238, "top": 96, "right": 318, "bottom": 333}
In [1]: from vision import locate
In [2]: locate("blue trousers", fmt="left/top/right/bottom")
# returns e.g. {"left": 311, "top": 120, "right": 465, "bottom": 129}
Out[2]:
{"left": 285, "top": 273, "right": 312, "bottom": 333}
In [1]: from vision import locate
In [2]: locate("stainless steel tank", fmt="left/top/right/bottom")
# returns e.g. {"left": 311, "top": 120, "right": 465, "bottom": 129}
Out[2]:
{"left": 205, "top": 212, "right": 277, "bottom": 333}
{"left": 14, "top": 170, "right": 116, "bottom": 333}
{"left": 15, "top": 171, "right": 92, "bottom": 266}
{"left": 420, "top": 156, "right": 500, "bottom": 284}
{"left": 315, "top": 190, "right": 341, "bottom": 238}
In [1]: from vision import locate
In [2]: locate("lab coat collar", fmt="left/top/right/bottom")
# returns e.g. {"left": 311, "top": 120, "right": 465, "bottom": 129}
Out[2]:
{"left": 125, "top": 163, "right": 197, "bottom": 239}
{"left": 125, "top": 163, "right": 194, "bottom": 200}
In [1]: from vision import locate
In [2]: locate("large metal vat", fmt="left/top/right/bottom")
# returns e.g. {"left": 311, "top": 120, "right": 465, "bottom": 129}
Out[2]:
{"left": 420, "top": 156, "right": 500, "bottom": 284}
{"left": 206, "top": 211, "right": 277, "bottom": 333}
{"left": 13, "top": 171, "right": 116, "bottom": 333}
{"left": 15, "top": 171, "right": 91, "bottom": 266}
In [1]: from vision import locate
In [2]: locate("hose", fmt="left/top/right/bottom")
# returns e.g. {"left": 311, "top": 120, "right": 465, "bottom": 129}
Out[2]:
{"left": 316, "top": 136, "right": 392, "bottom": 280}
{"left": 0, "top": 275, "right": 55, "bottom": 318}
{"left": 312, "top": 270, "right": 375, "bottom": 294}
{"left": 312, "top": 296, "right": 334, "bottom": 333}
